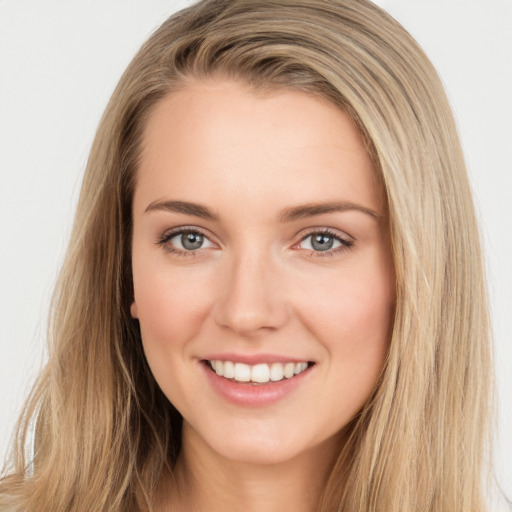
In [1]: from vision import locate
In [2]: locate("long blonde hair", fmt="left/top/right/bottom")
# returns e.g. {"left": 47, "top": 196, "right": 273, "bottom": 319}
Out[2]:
{"left": 0, "top": 1, "right": 492, "bottom": 510}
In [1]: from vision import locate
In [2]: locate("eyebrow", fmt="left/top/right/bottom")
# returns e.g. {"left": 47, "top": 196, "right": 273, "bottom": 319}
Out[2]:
{"left": 278, "top": 201, "right": 382, "bottom": 222}
{"left": 145, "top": 200, "right": 219, "bottom": 220}
{"left": 144, "top": 199, "right": 381, "bottom": 222}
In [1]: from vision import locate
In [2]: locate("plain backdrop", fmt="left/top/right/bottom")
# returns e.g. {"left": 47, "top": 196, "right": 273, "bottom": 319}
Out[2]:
{"left": 1, "top": 0, "right": 511, "bottom": 507}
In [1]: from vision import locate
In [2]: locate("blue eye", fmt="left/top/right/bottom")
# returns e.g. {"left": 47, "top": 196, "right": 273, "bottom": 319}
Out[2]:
{"left": 157, "top": 228, "right": 351, "bottom": 257}
{"left": 298, "top": 231, "right": 352, "bottom": 254}
{"left": 159, "top": 229, "right": 214, "bottom": 254}
{"left": 174, "top": 232, "right": 206, "bottom": 250}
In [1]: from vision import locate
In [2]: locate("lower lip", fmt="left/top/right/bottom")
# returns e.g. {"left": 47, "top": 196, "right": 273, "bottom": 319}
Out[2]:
{"left": 201, "top": 362, "right": 313, "bottom": 407}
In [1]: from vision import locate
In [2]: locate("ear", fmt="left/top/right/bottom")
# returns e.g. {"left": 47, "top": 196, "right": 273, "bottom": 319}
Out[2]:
{"left": 130, "top": 301, "right": 139, "bottom": 319}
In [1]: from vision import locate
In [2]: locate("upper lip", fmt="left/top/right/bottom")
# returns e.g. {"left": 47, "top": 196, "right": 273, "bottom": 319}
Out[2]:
{"left": 201, "top": 353, "right": 314, "bottom": 365}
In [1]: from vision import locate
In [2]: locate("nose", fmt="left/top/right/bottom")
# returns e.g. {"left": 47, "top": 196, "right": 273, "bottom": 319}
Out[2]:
{"left": 213, "top": 249, "right": 289, "bottom": 337}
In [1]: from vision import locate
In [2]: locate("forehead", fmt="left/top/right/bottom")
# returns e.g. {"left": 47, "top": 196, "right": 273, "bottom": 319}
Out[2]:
{"left": 135, "top": 79, "right": 383, "bottom": 217}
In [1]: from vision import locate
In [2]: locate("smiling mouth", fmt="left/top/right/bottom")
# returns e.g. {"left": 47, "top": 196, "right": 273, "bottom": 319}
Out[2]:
{"left": 205, "top": 360, "right": 314, "bottom": 385}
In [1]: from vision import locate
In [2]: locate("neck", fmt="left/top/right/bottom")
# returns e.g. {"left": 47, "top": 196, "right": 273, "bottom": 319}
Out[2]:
{"left": 158, "top": 423, "right": 345, "bottom": 512}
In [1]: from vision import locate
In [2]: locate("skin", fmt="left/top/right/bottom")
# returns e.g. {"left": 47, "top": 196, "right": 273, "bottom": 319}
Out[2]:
{"left": 130, "top": 78, "right": 395, "bottom": 511}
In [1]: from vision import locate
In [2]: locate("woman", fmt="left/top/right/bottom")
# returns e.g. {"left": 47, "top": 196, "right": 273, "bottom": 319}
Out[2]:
{"left": 0, "top": 0, "right": 496, "bottom": 510}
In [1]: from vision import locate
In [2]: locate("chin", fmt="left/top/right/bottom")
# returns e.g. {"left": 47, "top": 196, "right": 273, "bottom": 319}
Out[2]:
{"left": 201, "top": 425, "right": 325, "bottom": 466}
{"left": 216, "top": 442, "right": 303, "bottom": 466}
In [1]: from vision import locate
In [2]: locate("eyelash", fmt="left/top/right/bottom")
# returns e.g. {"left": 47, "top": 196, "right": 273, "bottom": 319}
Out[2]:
{"left": 156, "top": 227, "right": 211, "bottom": 257}
{"left": 156, "top": 227, "right": 353, "bottom": 258}
{"left": 297, "top": 228, "right": 353, "bottom": 258}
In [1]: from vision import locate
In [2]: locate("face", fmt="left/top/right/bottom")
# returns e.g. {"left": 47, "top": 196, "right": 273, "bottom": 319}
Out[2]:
{"left": 131, "top": 79, "right": 395, "bottom": 466}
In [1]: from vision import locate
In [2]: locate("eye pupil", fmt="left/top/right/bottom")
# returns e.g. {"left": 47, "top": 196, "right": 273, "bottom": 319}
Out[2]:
{"left": 311, "top": 234, "right": 334, "bottom": 251}
{"left": 181, "top": 232, "right": 203, "bottom": 250}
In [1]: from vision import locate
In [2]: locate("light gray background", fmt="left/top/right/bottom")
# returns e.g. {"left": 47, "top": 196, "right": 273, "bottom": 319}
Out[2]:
{"left": 1, "top": 1, "right": 511, "bottom": 507}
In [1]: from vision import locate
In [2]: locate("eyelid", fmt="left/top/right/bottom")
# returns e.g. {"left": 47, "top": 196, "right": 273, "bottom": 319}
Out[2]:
{"left": 295, "top": 226, "right": 354, "bottom": 242}
{"left": 292, "top": 227, "right": 354, "bottom": 255}
{"left": 156, "top": 225, "right": 219, "bottom": 255}
{"left": 156, "top": 225, "right": 353, "bottom": 257}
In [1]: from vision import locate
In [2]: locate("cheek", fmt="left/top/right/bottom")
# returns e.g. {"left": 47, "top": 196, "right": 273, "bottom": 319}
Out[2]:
{"left": 131, "top": 260, "right": 217, "bottom": 405}
{"left": 300, "top": 258, "right": 395, "bottom": 379}
{"left": 306, "top": 266, "right": 393, "bottom": 332}
{"left": 135, "top": 276, "right": 209, "bottom": 342}
{"left": 132, "top": 255, "right": 216, "bottom": 352}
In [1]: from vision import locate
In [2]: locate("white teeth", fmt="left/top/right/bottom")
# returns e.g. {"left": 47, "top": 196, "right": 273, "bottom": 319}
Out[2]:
{"left": 284, "top": 362, "right": 295, "bottom": 378}
{"left": 270, "top": 363, "right": 284, "bottom": 381}
{"left": 294, "top": 362, "right": 306, "bottom": 375}
{"left": 208, "top": 360, "right": 310, "bottom": 383}
{"left": 234, "top": 363, "right": 251, "bottom": 382}
{"left": 251, "top": 364, "right": 270, "bottom": 383}
{"left": 223, "top": 360, "right": 235, "bottom": 379}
